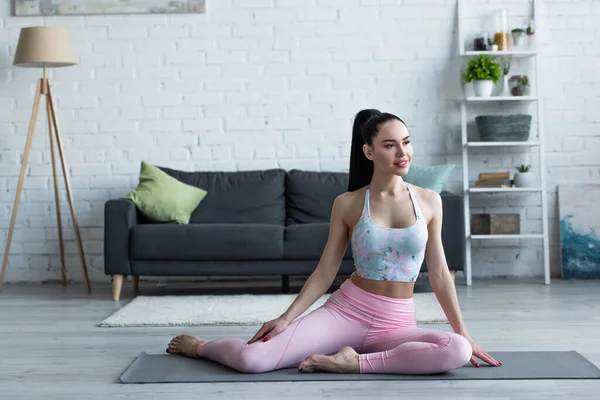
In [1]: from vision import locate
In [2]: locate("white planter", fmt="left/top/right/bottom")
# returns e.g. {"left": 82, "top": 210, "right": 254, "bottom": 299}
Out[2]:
{"left": 512, "top": 32, "right": 525, "bottom": 46}
{"left": 473, "top": 80, "right": 494, "bottom": 97}
{"left": 491, "top": 44, "right": 499, "bottom": 52}
{"left": 514, "top": 172, "right": 536, "bottom": 188}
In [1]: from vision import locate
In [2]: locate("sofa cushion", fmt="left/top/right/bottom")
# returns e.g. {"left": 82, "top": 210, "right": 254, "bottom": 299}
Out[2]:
{"left": 130, "top": 223, "right": 284, "bottom": 260}
{"left": 284, "top": 223, "right": 353, "bottom": 260}
{"left": 404, "top": 164, "right": 455, "bottom": 193}
{"left": 285, "top": 169, "right": 348, "bottom": 225}
{"left": 156, "top": 167, "right": 286, "bottom": 225}
{"left": 125, "top": 161, "right": 208, "bottom": 224}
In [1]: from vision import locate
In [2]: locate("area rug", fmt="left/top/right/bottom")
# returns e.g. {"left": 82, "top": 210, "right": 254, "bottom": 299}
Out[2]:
{"left": 120, "top": 351, "right": 600, "bottom": 383}
{"left": 100, "top": 292, "right": 447, "bottom": 327}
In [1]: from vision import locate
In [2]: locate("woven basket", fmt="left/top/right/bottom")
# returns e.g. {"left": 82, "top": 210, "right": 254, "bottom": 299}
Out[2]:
{"left": 474, "top": 114, "right": 532, "bottom": 142}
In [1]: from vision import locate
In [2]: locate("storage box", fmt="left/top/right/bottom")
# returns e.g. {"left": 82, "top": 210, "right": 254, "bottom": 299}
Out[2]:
{"left": 471, "top": 214, "right": 520, "bottom": 235}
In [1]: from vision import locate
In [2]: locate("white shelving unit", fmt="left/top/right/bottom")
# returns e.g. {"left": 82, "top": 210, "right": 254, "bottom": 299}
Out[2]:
{"left": 457, "top": 0, "right": 550, "bottom": 286}
{"left": 466, "top": 96, "right": 539, "bottom": 102}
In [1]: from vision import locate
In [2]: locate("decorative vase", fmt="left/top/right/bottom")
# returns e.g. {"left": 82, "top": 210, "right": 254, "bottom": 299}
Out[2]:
{"left": 514, "top": 172, "right": 536, "bottom": 188}
{"left": 473, "top": 80, "right": 494, "bottom": 97}
{"left": 501, "top": 74, "right": 511, "bottom": 97}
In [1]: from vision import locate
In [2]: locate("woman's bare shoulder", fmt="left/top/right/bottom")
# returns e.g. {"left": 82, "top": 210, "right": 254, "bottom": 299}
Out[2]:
{"left": 408, "top": 183, "right": 440, "bottom": 202}
{"left": 406, "top": 183, "right": 442, "bottom": 222}
{"left": 337, "top": 187, "right": 367, "bottom": 207}
{"left": 334, "top": 187, "right": 367, "bottom": 222}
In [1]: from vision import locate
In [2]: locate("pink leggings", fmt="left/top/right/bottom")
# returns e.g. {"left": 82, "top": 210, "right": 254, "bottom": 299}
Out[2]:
{"left": 196, "top": 276, "right": 472, "bottom": 374}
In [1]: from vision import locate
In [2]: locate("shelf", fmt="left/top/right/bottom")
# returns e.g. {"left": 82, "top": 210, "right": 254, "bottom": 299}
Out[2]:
{"left": 466, "top": 141, "right": 540, "bottom": 147}
{"left": 457, "top": 0, "right": 550, "bottom": 286}
{"left": 470, "top": 234, "right": 544, "bottom": 239}
{"left": 462, "top": 50, "right": 537, "bottom": 57}
{"left": 466, "top": 96, "right": 538, "bottom": 102}
{"left": 468, "top": 187, "right": 542, "bottom": 192}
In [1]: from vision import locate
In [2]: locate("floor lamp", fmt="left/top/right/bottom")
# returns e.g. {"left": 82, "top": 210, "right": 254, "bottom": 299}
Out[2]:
{"left": 0, "top": 27, "right": 91, "bottom": 293}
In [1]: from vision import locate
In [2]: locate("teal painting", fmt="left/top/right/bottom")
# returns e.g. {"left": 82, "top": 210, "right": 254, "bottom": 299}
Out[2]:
{"left": 558, "top": 184, "right": 600, "bottom": 279}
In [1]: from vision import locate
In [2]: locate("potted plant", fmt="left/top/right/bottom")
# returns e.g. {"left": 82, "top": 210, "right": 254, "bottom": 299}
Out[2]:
{"left": 487, "top": 38, "right": 499, "bottom": 52}
{"left": 514, "top": 164, "right": 535, "bottom": 187}
{"left": 463, "top": 54, "right": 502, "bottom": 98}
{"left": 512, "top": 28, "right": 525, "bottom": 46}
{"left": 527, "top": 19, "right": 535, "bottom": 36}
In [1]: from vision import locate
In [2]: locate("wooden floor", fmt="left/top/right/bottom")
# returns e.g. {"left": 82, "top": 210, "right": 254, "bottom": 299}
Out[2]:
{"left": 1, "top": 278, "right": 600, "bottom": 399}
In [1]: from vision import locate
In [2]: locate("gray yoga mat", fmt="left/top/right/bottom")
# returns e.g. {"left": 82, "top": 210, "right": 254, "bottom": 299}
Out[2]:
{"left": 120, "top": 351, "right": 600, "bottom": 383}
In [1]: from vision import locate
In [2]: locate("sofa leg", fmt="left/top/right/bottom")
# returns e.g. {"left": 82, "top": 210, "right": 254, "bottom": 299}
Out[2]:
{"left": 282, "top": 275, "right": 290, "bottom": 294}
{"left": 132, "top": 276, "right": 139, "bottom": 292}
{"left": 112, "top": 274, "right": 124, "bottom": 301}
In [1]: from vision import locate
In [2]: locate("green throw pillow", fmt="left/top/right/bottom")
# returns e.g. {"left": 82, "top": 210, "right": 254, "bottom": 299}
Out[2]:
{"left": 124, "top": 161, "right": 207, "bottom": 224}
{"left": 404, "top": 164, "right": 455, "bottom": 193}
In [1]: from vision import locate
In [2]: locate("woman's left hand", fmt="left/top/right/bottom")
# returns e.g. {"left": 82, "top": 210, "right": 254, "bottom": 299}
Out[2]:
{"left": 464, "top": 335, "right": 502, "bottom": 367}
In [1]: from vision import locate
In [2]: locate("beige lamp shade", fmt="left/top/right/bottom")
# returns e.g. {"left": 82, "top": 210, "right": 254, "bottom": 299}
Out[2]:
{"left": 13, "top": 26, "right": 76, "bottom": 68}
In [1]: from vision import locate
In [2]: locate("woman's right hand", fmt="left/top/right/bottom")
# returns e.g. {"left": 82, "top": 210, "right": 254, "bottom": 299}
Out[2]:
{"left": 247, "top": 315, "right": 292, "bottom": 345}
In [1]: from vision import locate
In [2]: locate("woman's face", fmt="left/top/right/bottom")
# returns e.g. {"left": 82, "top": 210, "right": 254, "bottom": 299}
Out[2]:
{"left": 363, "top": 119, "right": 413, "bottom": 176}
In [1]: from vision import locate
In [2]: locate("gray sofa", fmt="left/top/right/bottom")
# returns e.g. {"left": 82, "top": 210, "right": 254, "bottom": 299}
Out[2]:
{"left": 104, "top": 168, "right": 465, "bottom": 300}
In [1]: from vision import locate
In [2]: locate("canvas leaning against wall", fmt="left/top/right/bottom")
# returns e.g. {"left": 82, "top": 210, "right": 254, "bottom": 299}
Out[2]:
{"left": 14, "top": 0, "right": 206, "bottom": 16}
{"left": 558, "top": 184, "right": 600, "bottom": 279}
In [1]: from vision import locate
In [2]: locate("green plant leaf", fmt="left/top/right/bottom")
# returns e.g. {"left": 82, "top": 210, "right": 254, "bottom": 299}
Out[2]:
{"left": 515, "top": 164, "right": 531, "bottom": 172}
{"left": 463, "top": 54, "right": 502, "bottom": 84}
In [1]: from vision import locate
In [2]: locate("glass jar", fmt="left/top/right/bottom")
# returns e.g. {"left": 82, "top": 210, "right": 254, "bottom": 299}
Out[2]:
{"left": 493, "top": 8, "right": 509, "bottom": 51}
{"left": 509, "top": 75, "right": 524, "bottom": 96}
{"left": 474, "top": 32, "right": 488, "bottom": 51}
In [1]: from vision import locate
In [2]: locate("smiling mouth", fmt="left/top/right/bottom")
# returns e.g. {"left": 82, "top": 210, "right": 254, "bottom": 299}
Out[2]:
{"left": 394, "top": 161, "right": 409, "bottom": 167}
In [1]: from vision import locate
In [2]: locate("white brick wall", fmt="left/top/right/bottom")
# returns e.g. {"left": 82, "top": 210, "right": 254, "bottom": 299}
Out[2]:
{"left": 0, "top": 0, "right": 598, "bottom": 283}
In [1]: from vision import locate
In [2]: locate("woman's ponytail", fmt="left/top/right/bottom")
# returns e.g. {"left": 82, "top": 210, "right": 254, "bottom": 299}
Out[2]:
{"left": 348, "top": 109, "right": 380, "bottom": 192}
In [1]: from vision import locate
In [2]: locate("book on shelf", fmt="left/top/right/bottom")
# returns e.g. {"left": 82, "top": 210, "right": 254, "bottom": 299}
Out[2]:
{"left": 473, "top": 181, "right": 513, "bottom": 188}
{"left": 473, "top": 171, "right": 513, "bottom": 188}
{"left": 478, "top": 171, "right": 509, "bottom": 181}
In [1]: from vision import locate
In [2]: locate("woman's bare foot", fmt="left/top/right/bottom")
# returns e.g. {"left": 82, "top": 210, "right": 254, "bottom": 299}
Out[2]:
{"left": 166, "top": 334, "right": 206, "bottom": 358}
{"left": 297, "top": 346, "right": 360, "bottom": 374}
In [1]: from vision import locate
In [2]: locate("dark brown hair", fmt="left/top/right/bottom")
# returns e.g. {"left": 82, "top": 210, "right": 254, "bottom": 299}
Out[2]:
{"left": 348, "top": 109, "right": 407, "bottom": 192}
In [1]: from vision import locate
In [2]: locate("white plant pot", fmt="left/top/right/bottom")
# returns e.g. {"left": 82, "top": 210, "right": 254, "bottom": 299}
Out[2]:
{"left": 512, "top": 32, "right": 525, "bottom": 46}
{"left": 473, "top": 80, "right": 494, "bottom": 97}
{"left": 514, "top": 172, "right": 536, "bottom": 188}
{"left": 491, "top": 44, "right": 499, "bottom": 51}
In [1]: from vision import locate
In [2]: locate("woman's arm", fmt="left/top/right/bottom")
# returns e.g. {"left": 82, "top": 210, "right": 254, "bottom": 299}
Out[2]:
{"left": 423, "top": 191, "right": 470, "bottom": 337}
{"left": 424, "top": 190, "right": 501, "bottom": 367}
{"left": 281, "top": 194, "right": 350, "bottom": 323}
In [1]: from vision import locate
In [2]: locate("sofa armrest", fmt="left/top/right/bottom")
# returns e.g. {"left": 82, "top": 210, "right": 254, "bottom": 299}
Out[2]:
{"left": 420, "top": 191, "right": 465, "bottom": 274}
{"left": 104, "top": 198, "right": 138, "bottom": 276}
{"left": 439, "top": 191, "right": 465, "bottom": 271}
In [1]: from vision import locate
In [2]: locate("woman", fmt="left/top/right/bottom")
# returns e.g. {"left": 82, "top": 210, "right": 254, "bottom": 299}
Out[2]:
{"left": 167, "top": 109, "right": 502, "bottom": 374}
